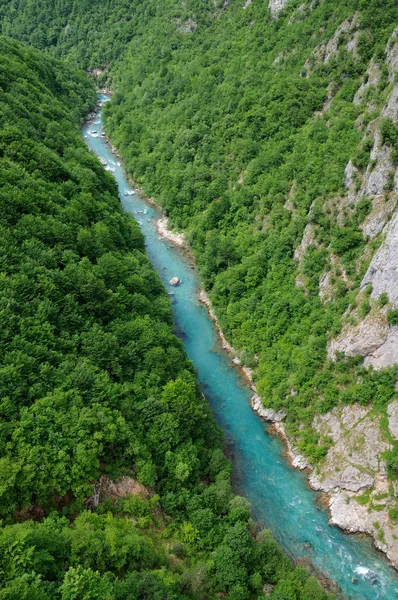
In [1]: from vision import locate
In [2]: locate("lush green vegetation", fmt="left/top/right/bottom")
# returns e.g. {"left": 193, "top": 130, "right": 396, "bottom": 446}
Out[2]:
{"left": 0, "top": 36, "right": 334, "bottom": 599}
{"left": 102, "top": 0, "right": 398, "bottom": 461}
{"left": 11, "top": 0, "right": 397, "bottom": 460}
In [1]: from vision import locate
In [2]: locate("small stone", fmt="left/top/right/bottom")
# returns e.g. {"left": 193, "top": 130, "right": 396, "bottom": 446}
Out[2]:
{"left": 262, "top": 583, "right": 275, "bottom": 596}
{"left": 352, "top": 577, "right": 358, "bottom": 584}
{"left": 169, "top": 277, "right": 180, "bottom": 286}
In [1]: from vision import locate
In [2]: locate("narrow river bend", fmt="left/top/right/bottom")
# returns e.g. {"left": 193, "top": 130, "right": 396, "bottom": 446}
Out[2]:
{"left": 83, "top": 94, "right": 398, "bottom": 600}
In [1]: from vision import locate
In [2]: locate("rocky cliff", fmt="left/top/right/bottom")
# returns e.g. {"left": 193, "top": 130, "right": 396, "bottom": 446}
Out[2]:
{"left": 271, "top": 23, "right": 398, "bottom": 565}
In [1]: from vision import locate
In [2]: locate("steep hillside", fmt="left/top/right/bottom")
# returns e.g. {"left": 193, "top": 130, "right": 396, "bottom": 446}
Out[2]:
{"left": 0, "top": 36, "right": 335, "bottom": 600}
{"left": 104, "top": 0, "right": 398, "bottom": 563}
{"left": 2, "top": 0, "right": 398, "bottom": 569}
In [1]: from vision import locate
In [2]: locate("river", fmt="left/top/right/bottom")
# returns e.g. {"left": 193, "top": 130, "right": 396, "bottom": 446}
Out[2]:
{"left": 82, "top": 94, "right": 398, "bottom": 600}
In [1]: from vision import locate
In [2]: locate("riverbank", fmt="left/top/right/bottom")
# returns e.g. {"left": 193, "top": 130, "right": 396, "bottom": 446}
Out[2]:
{"left": 153, "top": 194, "right": 398, "bottom": 571}
{"left": 84, "top": 94, "right": 398, "bottom": 596}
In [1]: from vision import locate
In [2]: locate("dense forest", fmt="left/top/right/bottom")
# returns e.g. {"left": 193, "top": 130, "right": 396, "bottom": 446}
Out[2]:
{"left": 3, "top": 0, "right": 397, "bottom": 462}
{"left": 0, "top": 35, "right": 334, "bottom": 599}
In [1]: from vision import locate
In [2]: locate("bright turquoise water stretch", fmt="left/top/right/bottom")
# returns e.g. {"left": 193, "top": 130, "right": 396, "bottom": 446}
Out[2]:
{"left": 82, "top": 95, "right": 398, "bottom": 599}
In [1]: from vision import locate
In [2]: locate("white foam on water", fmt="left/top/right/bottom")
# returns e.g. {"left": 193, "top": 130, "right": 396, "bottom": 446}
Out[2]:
{"left": 355, "top": 566, "right": 370, "bottom": 576}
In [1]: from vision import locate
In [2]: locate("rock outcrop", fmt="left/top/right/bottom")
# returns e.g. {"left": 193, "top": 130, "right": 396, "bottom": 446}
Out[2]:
{"left": 307, "top": 402, "right": 398, "bottom": 566}
{"left": 387, "top": 400, "right": 398, "bottom": 439}
{"left": 328, "top": 474, "right": 398, "bottom": 567}
{"left": 362, "top": 209, "right": 398, "bottom": 307}
{"left": 327, "top": 313, "right": 388, "bottom": 362}
{"left": 250, "top": 394, "right": 286, "bottom": 422}
{"left": 268, "top": 0, "right": 290, "bottom": 16}
{"left": 89, "top": 475, "right": 150, "bottom": 508}
{"left": 386, "top": 27, "right": 398, "bottom": 82}
{"left": 156, "top": 217, "right": 186, "bottom": 247}
{"left": 307, "top": 15, "right": 359, "bottom": 74}
{"left": 310, "top": 405, "right": 391, "bottom": 493}
{"left": 294, "top": 222, "right": 318, "bottom": 266}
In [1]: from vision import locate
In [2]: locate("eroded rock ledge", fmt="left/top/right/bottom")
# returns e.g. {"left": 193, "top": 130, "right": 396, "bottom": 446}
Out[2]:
{"left": 251, "top": 396, "right": 398, "bottom": 567}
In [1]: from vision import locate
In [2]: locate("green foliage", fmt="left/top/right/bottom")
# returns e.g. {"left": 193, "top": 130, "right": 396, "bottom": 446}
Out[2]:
{"left": 0, "top": 34, "right": 334, "bottom": 600}
{"left": 379, "top": 292, "right": 389, "bottom": 307}
{"left": 2, "top": 0, "right": 398, "bottom": 478}
{"left": 1, "top": 0, "right": 397, "bottom": 593}
{"left": 389, "top": 507, "right": 398, "bottom": 521}
{"left": 387, "top": 309, "right": 398, "bottom": 326}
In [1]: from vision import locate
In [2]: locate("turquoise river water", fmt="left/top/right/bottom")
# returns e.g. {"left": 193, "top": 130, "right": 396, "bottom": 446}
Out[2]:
{"left": 83, "top": 94, "right": 398, "bottom": 599}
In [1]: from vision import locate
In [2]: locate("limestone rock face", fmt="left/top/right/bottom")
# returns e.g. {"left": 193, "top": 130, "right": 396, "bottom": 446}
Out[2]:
{"left": 386, "top": 27, "right": 398, "bottom": 82}
{"left": 340, "top": 80, "right": 398, "bottom": 244}
{"left": 268, "top": 0, "right": 289, "bottom": 16}
{"left": 294, "top": 222, "right": 318, "bottom": 265}
{"left": 353, "top": 60, "right": 381, "bottom": 105}
{"left": 361, "top": 193, "right": 397, "bottom": 239}
{"left": 363, "top": 327, "right": 398, "bottom": 369}
{"left": 250, "top": 394, "right": 286, "bottom": 422}
{"left": 310, "top": 404, "right": 391, "bottom": 493}
{"left": 362, "top": 210, "right": 398, "bottom": 307}
{"left": 382, "top": 82, "right": 398, "bottom": 122}
{"left": 327, "top": 313, "right": 388, "bottom": 360}
{"left": 328, "top": 474, "right": 398, "bottom": 567}
{"left": 387, "top": 400, "right": 398, "bottom": 439}
{"left": 309, "top": 16, "right": 359, "bottom": 70}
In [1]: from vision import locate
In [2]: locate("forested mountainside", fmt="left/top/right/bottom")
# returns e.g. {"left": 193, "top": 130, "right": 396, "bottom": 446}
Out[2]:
{"left": 4, "top": 0, "right": 398, "bottom": 559}
{"left": 0, "top": 36, "right": 334, "bottom": 600}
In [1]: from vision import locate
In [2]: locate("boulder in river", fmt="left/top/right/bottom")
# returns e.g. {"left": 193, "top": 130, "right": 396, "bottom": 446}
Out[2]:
{"left": 169, "top": 277, "right": 181, "bottom": 286}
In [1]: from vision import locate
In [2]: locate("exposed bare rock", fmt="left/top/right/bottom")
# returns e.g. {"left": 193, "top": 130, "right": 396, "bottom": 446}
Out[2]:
{"left": 283, "top": 181, "right": 297, "bottom": 211}
{"left": 346, "top": 30, "right": 361, "bottom": 56}
{"left": 287, "top": 3, "right": 308, "bottom": 25}
{"left": 294, "top": 222, "right": 318, "bottom": 265}
{"left": 343, "top": 159, "right": 360, "bottom": 202}
{"left": 156, "top": 217, "right": 186, "bottom": 247}
{"left": 319, "top": 270, "right": 333, "bottom": 302}
{"left": 314, "top": 82, "right": 334, "bottom": 116}
{"left": 104, "top": 476, "right": 150, "bottom": 498}
{"left": 243, "top": 0, "right": 252, "bottom": 8}
{"left": 268, "top": 0, "right": 290, "bottom": 16}
{"left": 250, "top": 394, "right": 286, "bottom": 422}
{"left": 176, "top": 18, "right": 197, "bottom": 33}
{"left": 87, "top": 67, "right": 105, "bottom": 78}
{"left": 327, "top": 312, "right": 388, "bottom": 360}
{"left": 361, "top": 193, "right": 397, "bottom": 239}
{"left": 310, "top": 405, "right": 391, "bottom": 493}
{"left": 361, "top": 210, "right": 398, "bottom": 306}
{"left": 354, "top": 60, "right": 381, "bottom": 105}
{"left": 319, "top": 253, "right": 349, "bottom": 303}
{"left": 387, "top": 400, "right": 398, "bottom": 439}
{"left": 89, "top": 475, "right": 150, "bottom": 507}
{"left": 382, "top": 83, "right": 398, "bottom": 121}
{"left": 364, "top": 327, "right": 398, "bottom": 369}
{"left": 273, "top": 422, "right": 309, "bottom": 470}
{"left": 366, "top": 147, "right": 394, "bottom": 198}
{"left": 386, "top": 27, "right": 398, "bottom": 82}
{"left": 313, "top": 16, "right": 358, "bottom": 65}
{"left": 295, "top": 275, "right": 306, "bottom": 287}
{"left": 340, "top": 83, "right": 398, "bottom": 241}
{"left": 273, "top": 50, "right": 287, "bottom": 64}
{"left": 328, "top": 474, "right": 398, "bottom": 566}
